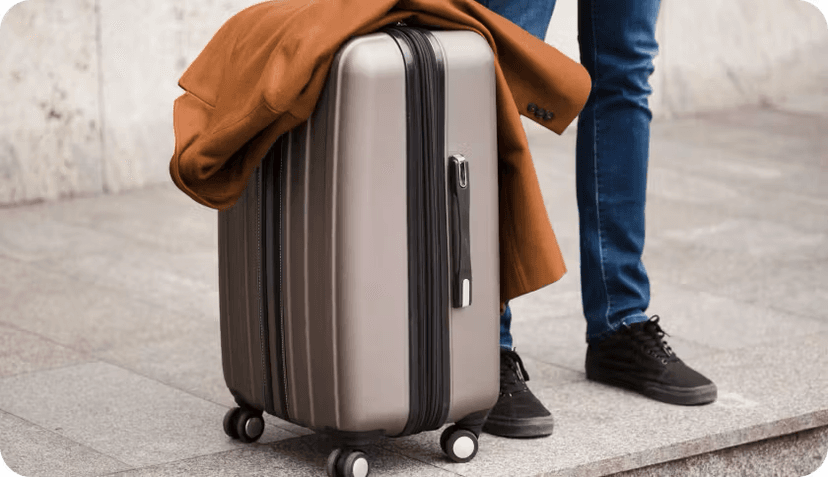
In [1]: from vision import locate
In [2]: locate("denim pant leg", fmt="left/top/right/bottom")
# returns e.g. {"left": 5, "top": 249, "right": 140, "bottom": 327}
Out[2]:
{"left": 576, "top": 0, "right": 662, "bottom": 342}
{"left": 474, "top": 0, "right": 557, "bottom": 350}
{"left": 473, "top": 0, "right": 556, "bottom": 40}
{"left": 499, "top": 301, "right": 513, "bottom": 349}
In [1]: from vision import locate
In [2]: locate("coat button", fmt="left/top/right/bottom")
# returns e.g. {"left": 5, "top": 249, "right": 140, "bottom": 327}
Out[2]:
{"left": 528, "top": 103, "right": 554, "bottom": 121}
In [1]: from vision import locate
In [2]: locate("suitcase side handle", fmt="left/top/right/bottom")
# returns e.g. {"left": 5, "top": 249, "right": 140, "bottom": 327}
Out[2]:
{"left": 449, "top": 154, "right": 472, "bottom": 308}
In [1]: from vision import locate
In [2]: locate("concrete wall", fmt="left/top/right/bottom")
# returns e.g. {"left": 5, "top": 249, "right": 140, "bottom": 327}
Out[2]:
{"left": 0, "top": 0, "right": 826, "bottom": 206}
{"left": 546, "top": 0, "right": 828, "bottom": 118}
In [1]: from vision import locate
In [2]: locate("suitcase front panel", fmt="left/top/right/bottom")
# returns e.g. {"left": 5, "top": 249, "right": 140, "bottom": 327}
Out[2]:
{"left": 434, "top": 30, "right": 500, "bottom": 424}
{"left": 279, "top": 29, "right": 499, "bottom": 434}
{"left": 283, "top": 33, "right": 413, "bottom": 435}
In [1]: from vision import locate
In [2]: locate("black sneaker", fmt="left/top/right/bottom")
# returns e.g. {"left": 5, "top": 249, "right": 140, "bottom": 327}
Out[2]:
{"left": 585, "top": 316, "right": 717, "bottom": 405}
{"left": 482, "top": 348, "right": 555, "bottom": 438}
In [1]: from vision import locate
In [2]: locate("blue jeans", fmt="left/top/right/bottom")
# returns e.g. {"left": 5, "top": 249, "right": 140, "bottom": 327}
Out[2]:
{"left": 479, "top": 0, "right": 661, "bottom": 346}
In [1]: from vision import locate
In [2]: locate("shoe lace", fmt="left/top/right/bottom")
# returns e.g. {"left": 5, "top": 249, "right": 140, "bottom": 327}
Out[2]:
{"left": 625, "top": 316, "right": 678, "bottom": 364}
{"left": 501, "top": 348, "right": 530, "bottom": 386}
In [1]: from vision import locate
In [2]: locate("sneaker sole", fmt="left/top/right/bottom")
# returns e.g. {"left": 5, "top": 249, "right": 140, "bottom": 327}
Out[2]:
{"left": 482, "top": 414, "right": 554, "bottom": 439}
{"left": 587, "top": 370, "right": 717, "bottom": 406}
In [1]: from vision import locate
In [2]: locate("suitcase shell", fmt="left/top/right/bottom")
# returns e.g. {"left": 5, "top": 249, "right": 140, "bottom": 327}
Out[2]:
{"left": 218, "top": 27, "right": 499, "bottom": 439}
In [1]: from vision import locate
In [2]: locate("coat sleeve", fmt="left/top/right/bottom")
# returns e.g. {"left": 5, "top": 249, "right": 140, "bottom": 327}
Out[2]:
{"left": 477, "top": 7, "right": 592, "bottom": 134}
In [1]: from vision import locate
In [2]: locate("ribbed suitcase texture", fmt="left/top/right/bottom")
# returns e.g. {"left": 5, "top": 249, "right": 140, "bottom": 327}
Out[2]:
{"left": 218, "top": 26, "right": 499, "bottom": 468}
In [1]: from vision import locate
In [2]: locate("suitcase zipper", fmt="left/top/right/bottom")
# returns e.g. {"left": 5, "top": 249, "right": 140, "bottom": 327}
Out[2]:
{"left": 277, "top": 141, "right": 290, "bottom": 419}
{"left": 260, "top": 143, "right": 289, "bottom": 420}
{"left": 386, "top": 25, "right": 451, "bottom": 436}
{"left": 416, "top": 27, "right": 452, "bottom": 432}
{"left": 416, "top": 25, "right": 451, "bottom": 433}
{"left": 255, "top": 166, "right": 275, "bottom": 415}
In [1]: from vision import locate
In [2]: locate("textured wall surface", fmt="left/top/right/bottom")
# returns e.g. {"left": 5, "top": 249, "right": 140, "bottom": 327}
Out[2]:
{"left": 544, "top": 0, "right": 828, "bottom": 117}
{"left": 0, "top": 0, "right": 103, "bottom": 205}
{"left": 0, "top": 0, "right": 826, "bottom": 205}
{"left": 0, "top": 0, "right": 253, "bottom": 205}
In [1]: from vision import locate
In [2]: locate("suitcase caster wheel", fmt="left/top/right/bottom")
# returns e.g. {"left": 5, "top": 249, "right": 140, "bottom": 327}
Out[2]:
{"left": 223, "top": 407, "right": 241, "bottom": 439}
{"left": 234, "top": 408, "right": 265, "bottom": 443}
{"left": 440, "top": 425, "right": 478, "bottom": 463}
{"left": 325, "top": 448, "right": 342, "bottom": 477}
{"left": 327, "top": 448, "right": 369, "bottom": 477}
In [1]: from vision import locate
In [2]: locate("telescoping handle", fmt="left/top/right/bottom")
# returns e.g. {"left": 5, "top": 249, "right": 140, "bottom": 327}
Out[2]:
{"left": 449, "top": 154, "right": 472, "bottom": 308}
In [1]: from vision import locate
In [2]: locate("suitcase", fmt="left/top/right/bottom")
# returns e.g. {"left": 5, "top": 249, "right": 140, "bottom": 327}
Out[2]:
{"left": 217, "top": 25, "right": 499, "bottom": 476}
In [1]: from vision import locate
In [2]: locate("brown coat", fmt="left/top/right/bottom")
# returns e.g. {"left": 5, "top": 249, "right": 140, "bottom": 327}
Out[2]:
{"left": 169, "top": 0, "right": 591, "bottom": 303}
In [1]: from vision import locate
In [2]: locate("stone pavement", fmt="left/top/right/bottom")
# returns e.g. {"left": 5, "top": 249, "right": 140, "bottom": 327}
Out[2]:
{"left": 0, "top": 95, "right": 826, "bottom": 476}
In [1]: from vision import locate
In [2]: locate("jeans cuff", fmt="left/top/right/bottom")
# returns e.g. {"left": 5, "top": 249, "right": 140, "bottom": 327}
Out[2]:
{"left": 587, "top": 313, "right": 649, "bottom": 344}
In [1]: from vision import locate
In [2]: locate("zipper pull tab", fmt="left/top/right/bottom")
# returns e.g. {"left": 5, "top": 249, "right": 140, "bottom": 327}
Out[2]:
{"left": 449, "top": 155, "right": 472, "bottom": 308}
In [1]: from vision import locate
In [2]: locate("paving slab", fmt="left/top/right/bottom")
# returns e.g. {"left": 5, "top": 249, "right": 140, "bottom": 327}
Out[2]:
{"left": 527, "top": 105, "right": 828, "bottom": 256}
{"left": 509, "top": 284, "right": 583, "bottom": 322}
{"left": 529, "top": 108, "right": 825, "bottom": 189}
{"left": 654, "top": 109, "right": 827, "bottom": 174}
{"left": 776, "top": 90, "right": 828, "bottom": 116}
{"left": 0, "top": 362, "right": 296, "bottom": 468}
{"left": 381, "top": 331, "right": 828, "bottom": 477}
{"left": 517, "top": 355, "right": 583, "bottom": 390}
{"left": 0, "top": 322, "right": 91, "bottom": 377}
{"left": 505, "top": 286, "right": 726, "bottom": 373}
{"left": 0, "top": 256, "right": 209, "bottom": 355}
{"left": 699, "top": 333, "right": 828, "bottom": 417}
{"left": 643, "top": 283, "right": 828, "bottom": 350}
{"left": 44, "top": 243, "right": 218, "bottom": 320}
{"left": 608, "top": 425, "right": 828, "bottom": 477}
{"left": 0, "top": 207, "right": 219, "bottom": 319}
{"left": 0, "top": 209, "right": 116, "bottom": 264}
{"left": 646, "top": 173, "right": 828, "bottom": 254}
{"left": 522, "top": 120, "right": 579, "bottom": 232}
{"left": 106, "top": 433, "right": 460, "bottom": 477}
{"left": 505, "top": 267, "right": 827, "bottom": 360}
{"left": 646, "top": 183, "right": 828, "bottom": 251}
{"left": 93, "top": 313, "right": 232, "bottom": 409}
{"left": 648, "top": 161, "right": 743, "bottom": 206}
{"left": 89, "top": 308, "right": 325, "bottom": 428}
{"left": 24, "top": 183, "right": 218, "bottom": 255}
{"left": 643, "top": 243, "right": 828, "bottom": 322}
{"left": 507, "top": 310, "right": 587, "bottom": 373}
{"left": 545, "top": 332, "right": 828, "bottom": 476}
{"left": 654, "top": 217, "right": 827, "bottom": 261}
{"left": 0, "top": 410, "right": 131, "bottom": 477}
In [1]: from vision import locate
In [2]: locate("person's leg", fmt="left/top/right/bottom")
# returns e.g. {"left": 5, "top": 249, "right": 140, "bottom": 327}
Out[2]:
{"left": 575, "top": 0, "right": 658, "bottom": 342}
{"left": 477, "top": 0, "right": 558, "bottom": 439}
{"left": 499, "top": 302, "right": 513, "bottom": 349}
{"left": 473, "top": 0, "right": 556, "bottom": 40}
{"left": 577, "top": 0, "right": 716, "bottom": 405}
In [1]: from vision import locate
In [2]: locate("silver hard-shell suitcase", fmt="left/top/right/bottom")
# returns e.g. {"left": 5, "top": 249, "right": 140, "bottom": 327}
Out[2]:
{"left": 218, "top": 25, "right": 500, "bottom": 476}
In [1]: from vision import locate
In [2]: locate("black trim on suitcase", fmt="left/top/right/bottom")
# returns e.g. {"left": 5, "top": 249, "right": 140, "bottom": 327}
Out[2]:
{"left": 385, "top": 26, "right": 422, "bottom": 436}
{"left": 386, "top": 25, "right": 451, "bottom": 437}
{"left": 262, "top": 142, "right": 289, "bottom": 419}
{"left": 418, "top": 27, "right": 452, "bottom": 433}
{"left": 255, "top": 164, "right": 276, "bottom": 416}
